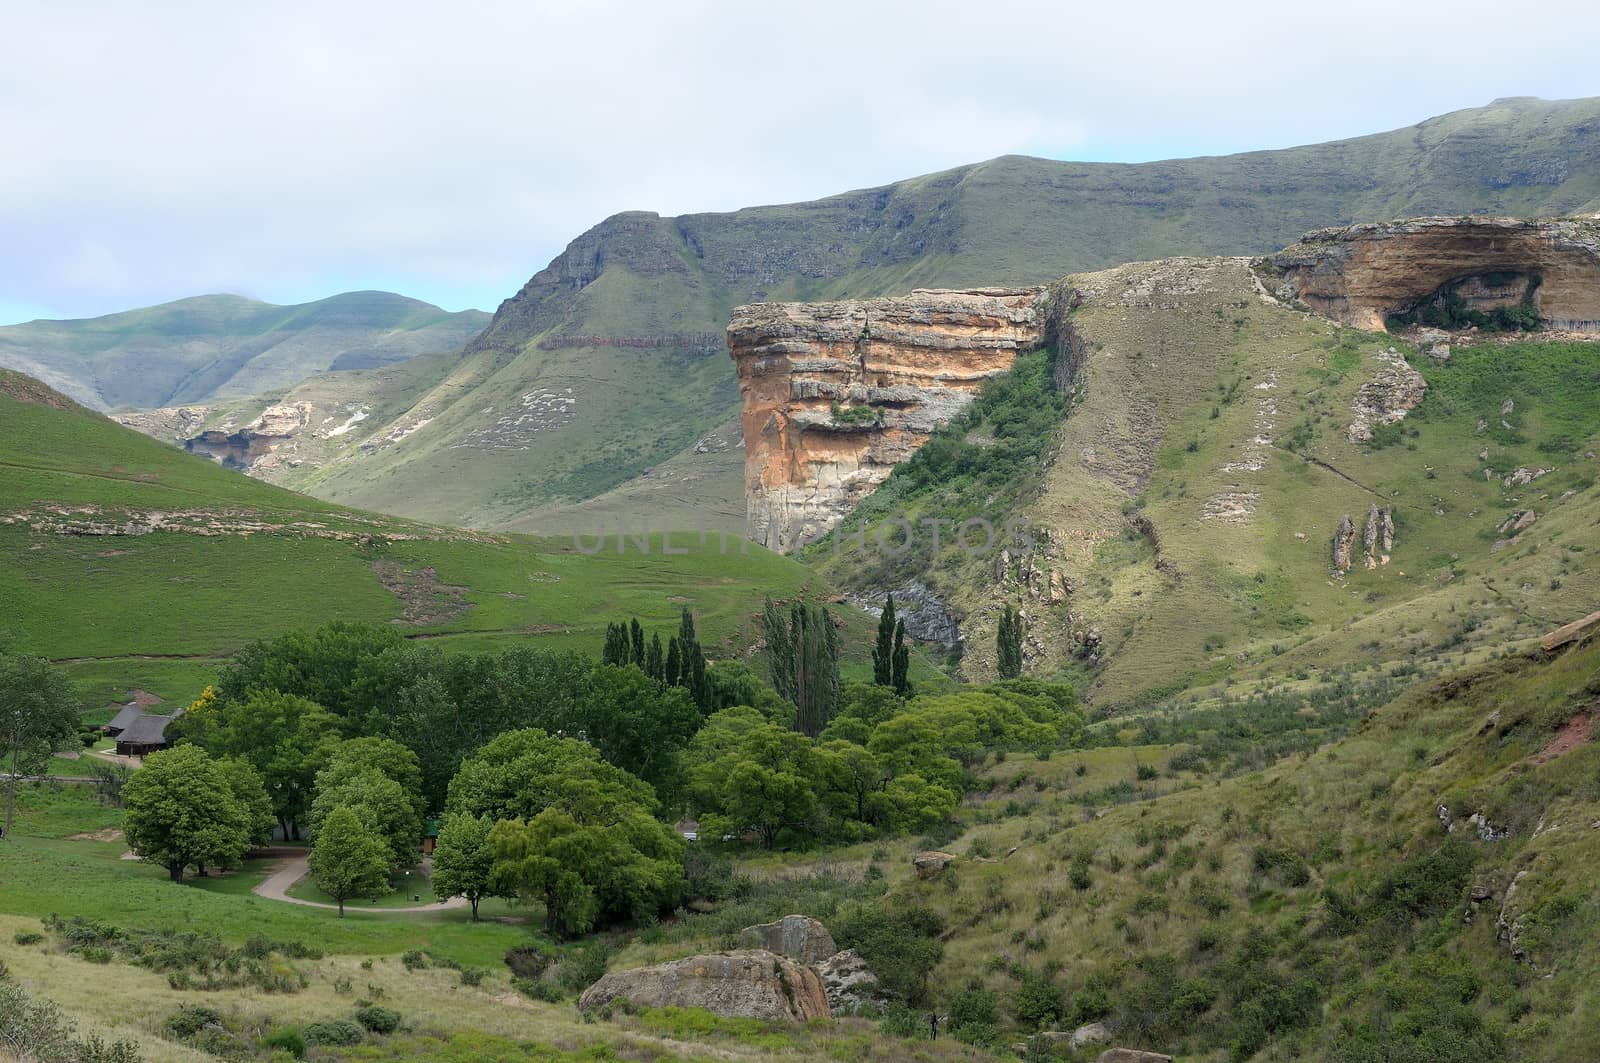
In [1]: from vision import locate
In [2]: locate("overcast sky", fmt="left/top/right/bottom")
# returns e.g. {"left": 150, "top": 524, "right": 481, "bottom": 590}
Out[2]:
{"left": 4, "top": 1, "right": 1598, "bottom": 324}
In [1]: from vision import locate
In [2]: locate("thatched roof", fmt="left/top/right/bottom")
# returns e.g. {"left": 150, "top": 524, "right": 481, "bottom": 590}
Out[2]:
{"left": 105, "top": 703, "right": 145, "bottom": 733}
{"left": 116, "top": 713, "right": 177, "bottom": 746}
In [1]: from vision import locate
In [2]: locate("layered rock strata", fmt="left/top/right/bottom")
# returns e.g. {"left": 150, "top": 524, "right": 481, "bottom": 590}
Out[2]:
{"left": 728, "top": 288, "right": 1043, "bottom": 551}
{"left": 576, "top": 950, "right": 831, "bottom": 1021}
{"left": 1264, "top": 217, "right": 1600, "bottom": 332}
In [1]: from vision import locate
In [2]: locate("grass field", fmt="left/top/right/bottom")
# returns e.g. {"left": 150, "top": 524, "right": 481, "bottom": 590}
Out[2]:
{"left": 1, "top": 370, "right": 937, "bottom": 712}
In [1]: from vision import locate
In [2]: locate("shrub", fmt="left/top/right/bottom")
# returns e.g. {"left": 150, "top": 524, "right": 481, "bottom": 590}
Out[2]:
{"left": 837, "top": 905, "right": 946, "bottom": 1004}
{"left": 557, "top": 941, "right": 613, "bottom": 993}
{"left": 14, "top": 930, "right": 44, "bottom": 946}
{"left": 460, "top": 967, "right": 485, "bottom": 987}
{"left": 947, "top": 981, "right": 1001, "bottom": 1045}
{"left": 1014, "top": 970, "right": 1066, "bottom": 1028}
{"left": 261, "top": 1028, "right": 306, "bottom": 1058}
{"left": 504, "top": 944, "right": 551, "bottom": 980}
{"left": 302, "top": 1019, "right": 364, "bottom": 1046}
{"left": 400, "top": 949, "right": 427, "bottom": 971}
{"left": 879, "top": 1004, "right": 924, "bottom": 1038}
{"left": 164, "top": 1004, "right": 223, "bottom": 1039}
{"left": 354, "top": 1005, "right": 401, "bottom": 1034}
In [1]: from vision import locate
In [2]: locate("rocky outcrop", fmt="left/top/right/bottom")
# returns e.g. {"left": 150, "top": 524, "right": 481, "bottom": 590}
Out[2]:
{"left": 1263, "top": 217, "right": 1600, "bottom": 332}
{"left": 576, "top": 950, "right": 830, "bottom": 1021}
{"left": 738, "top": 915, "right": 837, "bottom": 966}
{"left": 913, "top": 851, "right": 957, "bottom": 878}
{"left": 852, "top": 580, "right": 963, "bottom": 650}
{"left": 1332, "top": 515, "right": 1357, "bottom": 574}
{"left": 814, "top": 949, "right": 885, "bottom": 1014}
{"left": 728, "top": 288, "right": 1043, "bottom": 551}
{"left": 183, "top": 403, "right": 314, "bottom": 470}
{"left": 1347, "top": 347, "right": 1427, "bottom": 443}
{"left": 1097, "top": 1051, "right": 1173, "bottom": 1063}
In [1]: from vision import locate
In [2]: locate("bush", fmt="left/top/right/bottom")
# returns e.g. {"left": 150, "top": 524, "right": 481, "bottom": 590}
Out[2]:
{"left": 164, "top": 1004, "right": 223, "bottom": 1039}
{"left": 400, "top": 949, "right": 427, "bottom": 971}
{"left": 303, "top": 1019, "right": 364, "bottom": 1046}
{"left": 836, "top": 905, "right": 945, "bottom": 1005}
{"left": 558, "top": 941, "right": 613, "bottom": 994}
{"left": 260, "top": 1029, "right": 306, "bottom": 1058}
{"left": 460, "top": 967, "right": 485, "bottom": 987}
{"left": 1014, "top": 970, "right": 1066, "bottom": 1028}
{"left": 354, "top": 1005, "right": 401, "bottom": 1034}
{"left": 504, "top": 944, "right": 551, "bottom": 980}
{"left": 948, "top": 981, "right": 1001, "bottom": 1045}
{"left": 879, "top": 1004, "right": 924, "bottom": 1038}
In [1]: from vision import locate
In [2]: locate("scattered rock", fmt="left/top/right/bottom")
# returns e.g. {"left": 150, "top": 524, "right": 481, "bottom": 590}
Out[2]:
{"left": 1097, "top": 1050, "right": 1174, "bottom": 1063}
{"left": 913, "top": 851, "right": 957, "bottom": 878}
{"left": 814, "top": 949, "right": 884, "bottom": 1014}
{"left": 1346, "top": 347, "right": 1427, "bottom": 443}
{"left": 738, "top": 915, "right": 837, "bottom": 966}
{"left": 576, "top": 950, "right": 830, "bottom": 1021}
{"left": 1479, "top": 711, "right": 1500, "bottom": 735}
{"left": 1071, "top": 1022, "right": 1114, "bottom": 1048}
{"left": 1502, "top": 398, "right": 1516, "bottom": 416}
{"left": 1332, "top": 514, "right": 1356, "bottom": 574}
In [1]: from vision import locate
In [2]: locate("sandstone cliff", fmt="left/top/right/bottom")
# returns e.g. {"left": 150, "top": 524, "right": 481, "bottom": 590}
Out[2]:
{"left": 728, "top": 288, "right": 1043, "bottom": 551}
{"left": 1263, "top": 216, "right": 1600, "bottom": 332}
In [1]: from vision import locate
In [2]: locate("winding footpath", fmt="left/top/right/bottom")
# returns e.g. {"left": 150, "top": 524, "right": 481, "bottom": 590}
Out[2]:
{"left": 251, "top": 851, "right": 470, "bottom": 914}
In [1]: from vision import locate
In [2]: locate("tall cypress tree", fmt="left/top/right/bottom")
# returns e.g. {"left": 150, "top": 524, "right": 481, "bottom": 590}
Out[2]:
{"left": 997, "top": 604, "right": 1023, "bottom": 679}
{"left": 665, "top": 637, "right": 682, "bottom": 687}
{"left": 646, "top": 633, "right": 664, "bottom": 681}
{"left": 629, "top": 619, "right": 645, "bottom": 667}
{"left": 872, "top": 594, "right": 897, "bottom": 687}
{"left": 762, "top": 597, "right": 795, "bottom": 704}
{"left": 602, "top": 623, "right": 628, "bottom": 666}
{"left": 891, "top": 619, "right": 911, "bottom": 696}
{"left": 679, "top": 607, "right": 697, "bottom": 647}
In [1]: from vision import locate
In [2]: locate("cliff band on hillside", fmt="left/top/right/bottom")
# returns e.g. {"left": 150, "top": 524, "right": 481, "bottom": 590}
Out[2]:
{"left": 728, "top": 289, "right": 1042, "bottom": 551}
{"left": 1265, "top": 217, "right": 1600, "bottom": 332}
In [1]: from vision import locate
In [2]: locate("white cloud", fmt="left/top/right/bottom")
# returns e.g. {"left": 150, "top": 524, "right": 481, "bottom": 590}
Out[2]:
{"left": 1, "top": 0, "right": 1597, "bottom": 321}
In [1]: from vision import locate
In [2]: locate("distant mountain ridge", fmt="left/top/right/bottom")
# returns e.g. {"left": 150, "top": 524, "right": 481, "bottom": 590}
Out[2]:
{"left": 115, "top": 96, "right": 1600, "bottom": 531}
{"left": 0, "top": 290, "right": 489, "bottom": 411}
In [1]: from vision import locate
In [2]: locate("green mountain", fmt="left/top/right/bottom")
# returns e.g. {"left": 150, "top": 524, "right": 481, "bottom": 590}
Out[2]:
{"left": 0, "top": 368, "right": 884, "bottom": 709}
{"left": 173, "top": 96, "right": 1600, "bottom": 531}
{"left": 0, "top": 290, "right": 489, "bottom": 411}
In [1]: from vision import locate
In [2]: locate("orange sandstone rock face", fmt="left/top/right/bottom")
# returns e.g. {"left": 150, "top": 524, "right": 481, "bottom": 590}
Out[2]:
{"left": 728, "top": 288, "right": 1043, "bottom": 551}
{"left": 1266, "top": 216, "right": 1600, "bottom": 332}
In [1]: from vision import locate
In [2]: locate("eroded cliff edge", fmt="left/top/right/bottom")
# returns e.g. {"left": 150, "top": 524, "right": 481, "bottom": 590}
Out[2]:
{"left": 728, "top": 288, "right": 1045, "bottom": 551}
{"left": 1263, "top": 216, "right": 1600, "bottom": 332}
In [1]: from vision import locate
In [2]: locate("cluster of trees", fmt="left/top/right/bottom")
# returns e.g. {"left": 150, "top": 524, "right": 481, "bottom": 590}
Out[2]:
{"left": 761, "top": 597, "right": 841, "bottom": 737}
{"left": 14, "top": 608, "right": 1081, "bottom": 935}
{"left": 684, "top": 679, "right": 1081, "bottom": 848}
{"left": 871, "top": 594, "right": 911, "bottom": 696}
{"left": 601, "top": 609, "right": 711, "bottom": 710}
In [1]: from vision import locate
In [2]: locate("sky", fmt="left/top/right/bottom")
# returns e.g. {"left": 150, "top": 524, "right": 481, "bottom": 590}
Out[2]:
{"left": 4, "top": 0, "right": 1599, "bottom": 324}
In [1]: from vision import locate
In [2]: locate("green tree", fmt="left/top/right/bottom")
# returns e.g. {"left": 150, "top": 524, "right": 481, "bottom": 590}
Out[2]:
{"left": 996, "top": 604, "right": 1023, "bottom": 680}
{"left": 645, "top": 634, "right": 665, "bottom": 681}
{"left": 123, "top": 745, "right": 250, "bottom": 879}
{"left": 664, "top": 637, "right": 682, "bottom": 687}
{"left": 324, "top": 736, "right": 427, "bottom": 821}
{"left": 215, "top": 757, "right": 275, "bottom": 847}
{"left": 490, "top": 807, "right": 682, "bottom": 936}
{"left": 193, "top": 690, "right": 340, "bottom": 840}
{"left": 309, "top": 767, "right": 419, "bottom": 867}
{"left": 762, "top": 600, "right": 840, "bottom": 737}
{"left": 216, "top": 621, "right": 404, "bottom": 721}
{"left": 872, "top": 594, "right": 897, "bottom": 686}
{"left": 629, "top": 618, "right": 646, "bottom": 667}
{"left": 430, "top": 812, "right": 497, "bottom": 920}
{"left": 686, "top": 707, "right": 823, "bottom": 847}
{"left": 1, "top": 650, "right": 80, "bottom": 839}
{"left": 573, "top": 665, "right": 700, "bottom": 793}
{"left": 892, "top": 619, "right": 912, "bottom": 696}
{"left": 308, "top": 805, "right": 392, "bottom": 916}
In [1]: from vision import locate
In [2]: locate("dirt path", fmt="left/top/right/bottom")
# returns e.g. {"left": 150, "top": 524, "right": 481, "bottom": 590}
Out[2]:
{"left": 252, "top": 853, "right": 469, "bottom": 914}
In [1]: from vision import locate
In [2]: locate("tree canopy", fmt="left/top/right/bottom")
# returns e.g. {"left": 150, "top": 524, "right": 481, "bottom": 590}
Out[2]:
{"left": 1, "top": 649, "right": 80, "bottom": 839}
{"left": 123, "top": 745, "right": 256, "bottom": 879}
{"left": 308, "top": 804, "right": 392, "bottom": 916}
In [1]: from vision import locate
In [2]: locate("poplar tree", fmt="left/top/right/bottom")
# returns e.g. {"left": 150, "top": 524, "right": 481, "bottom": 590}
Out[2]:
{"left": 872, "top": 594, "right": 897, "bottom": 687}
{"left": 891, "top": 619, "right": 912, "bottom": 696}
{"left": 997, "top": 604, "right": 1024, "bottom": 679}
{"left": 629, "top": 619, "right": 645, "bottom": 668}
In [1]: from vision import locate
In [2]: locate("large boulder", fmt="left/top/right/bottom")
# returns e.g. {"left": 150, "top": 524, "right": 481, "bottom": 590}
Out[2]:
{"left": 577, "top": 950, "right": 831, "bottom": 1022}
{"left": 738, "top": 915, "right": 838, "bottom": 965}
{"left": 913, "top": 851, "right": 957, "bottom": 878}
{"left": 814, "top": 948, "right": 885, "bottom": 1014}
{"left": 1097, "top": 1050, "right": 1173, "bottom": 1063}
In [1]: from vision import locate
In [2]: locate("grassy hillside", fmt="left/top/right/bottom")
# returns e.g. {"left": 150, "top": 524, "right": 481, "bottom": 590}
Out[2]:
{"left": 0, "top": 291, "right": 488, "bottom": 410}
{"left": 0, "top": 369, "right": 899, "bottom": 712}
{"left": 809, "top": 255, "right": 1600, "bottom": 708}
{"left": 173, "top": 96, "right": 1600, "bottom": 531}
